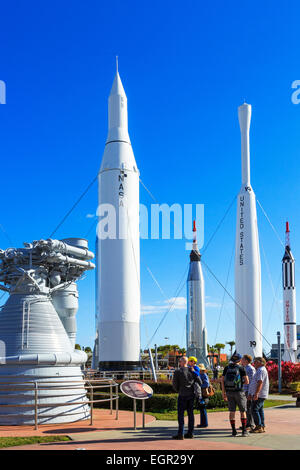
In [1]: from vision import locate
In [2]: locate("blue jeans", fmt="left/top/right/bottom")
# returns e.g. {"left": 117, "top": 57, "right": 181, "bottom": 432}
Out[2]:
{"left": 199, "top": 403, "right": 208, "bottom": 427}
{"left": 251, "top": 398, "right": 265, "bottom": 427}
{"left": 177, "top": 395, "right": 194, "bottom": 435}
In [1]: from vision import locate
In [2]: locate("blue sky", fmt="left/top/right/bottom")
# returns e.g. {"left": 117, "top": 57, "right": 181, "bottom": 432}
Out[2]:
{"left": 0, "top": 1, "right": 299, "bottom": 356}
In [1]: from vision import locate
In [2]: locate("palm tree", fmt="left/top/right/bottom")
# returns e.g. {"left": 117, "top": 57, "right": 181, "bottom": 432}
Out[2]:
{"left": 209, "top": 346, "right": 217, "bottom": 368}
{"left": 214, "top": 343, "right": 225, "bottom": 365}
{"left": 226, "top": 341, "right": 235, "bottom": 357}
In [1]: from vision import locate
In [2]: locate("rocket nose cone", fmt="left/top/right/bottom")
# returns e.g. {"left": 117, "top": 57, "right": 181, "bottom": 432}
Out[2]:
{"left": 238, "top": 102, "right": 252, "bottom": 131}
{"left": 110, "top": 72, "right": 126, "bottom": 97}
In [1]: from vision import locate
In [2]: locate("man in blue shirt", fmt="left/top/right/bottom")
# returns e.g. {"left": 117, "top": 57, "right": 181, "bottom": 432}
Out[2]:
{"left": 241, "top": 354, "right": 255, "bottom": 430}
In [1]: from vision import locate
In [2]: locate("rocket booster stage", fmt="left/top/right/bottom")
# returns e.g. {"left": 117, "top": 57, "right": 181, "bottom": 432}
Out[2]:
{"left": 97, "top": 67, "right": 140, "bottom": 370}
{"left": 186, "top": 221, "right": 209, "bottom": 367}
{"left": 282, "top": 222, "right": 297, "bottom": 362}
{"left": 235, "top": 103, "right": 262, "bottom": 358}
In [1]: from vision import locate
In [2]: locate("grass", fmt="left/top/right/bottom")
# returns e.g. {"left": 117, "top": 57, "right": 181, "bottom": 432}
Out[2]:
{"left": 0, "top": 435, "right": 71, "bottom": 448}
{"left": 147, "top": 399, "right": 292, "bottom": 421}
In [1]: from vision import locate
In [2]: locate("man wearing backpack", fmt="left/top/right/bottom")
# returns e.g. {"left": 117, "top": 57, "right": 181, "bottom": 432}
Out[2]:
{"left": 221, "top": 353, "right": 249, "bottom": 437}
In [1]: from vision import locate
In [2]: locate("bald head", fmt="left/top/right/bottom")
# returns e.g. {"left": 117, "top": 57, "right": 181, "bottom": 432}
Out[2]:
{"left": 179, "top": 356, "right": 188, "bottom": 368}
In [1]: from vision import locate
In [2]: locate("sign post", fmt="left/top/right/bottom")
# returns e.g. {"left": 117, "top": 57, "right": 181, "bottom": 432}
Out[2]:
{"left": 120, "top": 380, "right": 153, "bottom": 430}
{"left": 277, "top": 331, "right": 282, "bottom": 394}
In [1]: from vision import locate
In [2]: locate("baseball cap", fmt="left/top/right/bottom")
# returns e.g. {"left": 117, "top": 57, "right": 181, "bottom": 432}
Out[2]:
{"left": 188, "top": 356, "right": 198, "bottom": 363}
{"left": 231, "top": 353, "right": 242, "bottom": 363}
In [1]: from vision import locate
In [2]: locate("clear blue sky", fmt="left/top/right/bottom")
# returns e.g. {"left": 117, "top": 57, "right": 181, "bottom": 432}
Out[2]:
{"left": 0, "top": 1, "right": 299, "bottom": 356}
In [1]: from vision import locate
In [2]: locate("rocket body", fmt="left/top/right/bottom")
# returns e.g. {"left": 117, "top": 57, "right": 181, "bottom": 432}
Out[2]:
{"left": 97, "top": 71, "right": 141, "bottom": 370}
{"left": 186, "top": 225, "right": 209, "bottom": 367}
{"left": 234, "top": 104, "right": 262, "bottom": 357}
{"left": 282, "top": 224, "right": 297, "bottom": 362}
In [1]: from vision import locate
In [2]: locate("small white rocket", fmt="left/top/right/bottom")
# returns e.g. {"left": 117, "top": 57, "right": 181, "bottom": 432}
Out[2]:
{"left": 234, "top": 103, "right": 263, "bottom": 357}
{"left": 186, "top": 221, "right": 209, "bottom": 367}
{"left": 282, "top": 222, "right": 297, "bottom": 363}
{"left": 96, "top": 65, "right": 141, "bottom": 370}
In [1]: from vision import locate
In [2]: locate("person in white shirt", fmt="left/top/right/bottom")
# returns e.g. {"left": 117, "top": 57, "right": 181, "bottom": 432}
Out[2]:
{"left": 247, "top": 357, "right": 269, "bottom": 433}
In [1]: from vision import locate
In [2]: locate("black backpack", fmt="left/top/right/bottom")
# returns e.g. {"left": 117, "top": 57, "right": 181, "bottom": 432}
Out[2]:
{"left": 224, "top": 364, "right": 242, "bottom": 391}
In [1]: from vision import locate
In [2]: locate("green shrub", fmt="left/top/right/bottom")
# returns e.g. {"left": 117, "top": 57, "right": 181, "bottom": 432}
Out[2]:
{"left": 289, "top": 382, "right": 300, "bottom": 392}
{"left": 206, "top": 391, "right": 226, "bottom": 409}
{"left": 93, "top": 392, "right": 177, "bottom": 412}
{"left": 93, "top": 390, "right": 226, "bottom": 413}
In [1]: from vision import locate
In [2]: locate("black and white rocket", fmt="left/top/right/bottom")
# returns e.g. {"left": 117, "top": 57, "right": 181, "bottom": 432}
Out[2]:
{"left": 186, "top": 221, "right": 209, "bottom": 367}
{"left": 282, "top": 221, "right": 297, "bottom": 363}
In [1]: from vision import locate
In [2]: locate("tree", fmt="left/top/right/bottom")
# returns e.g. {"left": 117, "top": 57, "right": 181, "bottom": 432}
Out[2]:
{"left": 226, "top": 341, "right": 235, "bottom": 357}
{"left": 75, "top": 344, "right": 81, "bottom": 350}
{"left": 214, "top": 343, "right": 226, "bottom": 365}
{"left": 157, "top": 344, "right": 180, "bottom": 357}
{"left": 208, "top": 346, "right": 217, "bottom": 367}
{"left": 84, "top": 347, "right": 92, "bottom": 353}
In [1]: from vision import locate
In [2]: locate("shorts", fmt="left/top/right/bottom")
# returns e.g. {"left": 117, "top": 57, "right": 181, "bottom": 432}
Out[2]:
{"left": 226, "top": 391, "right": 247, "bottom": 412}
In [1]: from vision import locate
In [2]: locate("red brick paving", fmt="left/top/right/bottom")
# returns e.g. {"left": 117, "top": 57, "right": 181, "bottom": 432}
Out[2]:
{"left": 0, "top": 409, "right": 155, "bottom": 437}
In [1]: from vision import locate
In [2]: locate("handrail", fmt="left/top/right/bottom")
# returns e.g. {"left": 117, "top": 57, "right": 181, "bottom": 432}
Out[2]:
{"left": 84, "top": 370, "right": 176, "bottom": 380}
{"left": 0, "top": 378, "right": 119, "bottom": 429}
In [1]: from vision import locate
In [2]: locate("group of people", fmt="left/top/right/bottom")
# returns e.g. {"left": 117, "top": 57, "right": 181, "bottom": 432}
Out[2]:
{"left": 172, "top": 353, "right": 269, "bottom": 439}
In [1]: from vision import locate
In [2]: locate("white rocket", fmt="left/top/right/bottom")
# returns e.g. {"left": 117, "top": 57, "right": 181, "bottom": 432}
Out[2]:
{"left": 282, "top": 222, "right": 297, "bottom": 362}
{"left": 234, "top": 103, "right": 262, "bottom": 357}
{"left": 96, "top": 65, "right": 141, "bottom": 370}
{"left": 186, "top": 221, "right": 209, "bottom": 367}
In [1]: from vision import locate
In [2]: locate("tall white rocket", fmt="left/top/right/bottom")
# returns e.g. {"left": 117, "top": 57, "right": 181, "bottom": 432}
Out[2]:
{"left": 235, "top": 103, "right": 262, "bottom": 357}
{"left": 282, "top": 222, "right": 297, "bottom": 362}
{"left": 97, "top": 65, "right": 141, "bottom": 370}
{"left": 186, "top": 221, "right": 209, "bottom": 367}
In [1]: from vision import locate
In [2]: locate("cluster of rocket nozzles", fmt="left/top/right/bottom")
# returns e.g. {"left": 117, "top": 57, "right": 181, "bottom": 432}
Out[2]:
{"left": 95, "top": 69, "right": 297, "bottom": 370}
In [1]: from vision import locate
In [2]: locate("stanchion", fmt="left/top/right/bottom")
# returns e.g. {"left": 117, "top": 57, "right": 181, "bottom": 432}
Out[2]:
{"left": 142, "top": 399, "right": 145, "bottom": 428}
{"left": 115, "top": 384, "right": 119, "bottom": 420}
{"left": 133, "top": 398, "right": 137, "bottom": 430}
{"left": 110, "top": 383, "right": 113, "bottom": 415}
{"left": 34, "top": 382, "right": 38, "bottom": 430}
{"left": 90, "top": 384, "right": 94, "bottom": 425}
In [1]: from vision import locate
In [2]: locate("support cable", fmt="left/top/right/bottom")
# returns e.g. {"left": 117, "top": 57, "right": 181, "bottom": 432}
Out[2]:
{"left": 213, "top": 240, "right": 235, "bottom": 344}
{"left": 201, "top": 259, "right": 273, "bottom": 349}
{"left": 146, "top": 264, "right": 189, "bottom": 349}
{"left": 49, "top": 174, "right": 98, "bottom": 238}
{"left": 257, "top": 199, "right": 285, "bottom": 249}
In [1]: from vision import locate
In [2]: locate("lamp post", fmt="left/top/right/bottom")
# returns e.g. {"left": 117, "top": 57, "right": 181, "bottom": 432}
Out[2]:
{"left": 277, "top": 331, "right": 282, "bottom": 394}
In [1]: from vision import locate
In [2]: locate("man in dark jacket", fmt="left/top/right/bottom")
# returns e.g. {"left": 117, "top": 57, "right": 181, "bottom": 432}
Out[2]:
{"left": 172, "top": 356, "right": 202, "bottom": 439}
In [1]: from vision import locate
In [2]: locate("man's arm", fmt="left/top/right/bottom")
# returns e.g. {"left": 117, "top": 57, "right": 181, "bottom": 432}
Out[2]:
{"left": 194, "top": 374, "right": 203, "bottom": 387}
{"left": 253, "top": 380, "right": 263, "bottom": 400}
{"left": 221, "top": 376, "right": 227, "bottom": 401}
{"left": 243, "top": 375, "right": 249, "bottom": 385}
{"left": 172, "top": 370, "right": 179, "bottom": 393}
{"left": 241, "top": 367, "right": 249, "bottom": 385}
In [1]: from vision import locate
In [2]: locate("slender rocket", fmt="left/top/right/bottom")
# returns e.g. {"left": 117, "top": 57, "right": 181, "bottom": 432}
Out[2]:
{"left": 235, "top": 103, "right": 262, "bottom": 357}
{"left": 96, "top": 64, "right": 141, "bottom": 370}
{"left": 282, "top": 222, "right": 297, "bottom": 362}
{"left": 186, "top": 221, "right": 209, "bottom": 367}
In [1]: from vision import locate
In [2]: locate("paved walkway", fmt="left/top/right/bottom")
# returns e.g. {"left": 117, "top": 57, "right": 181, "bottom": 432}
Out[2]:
{"left": 2, "top": 404, "right": 300, "bottom": 451}
{"left": 269, "top": 394, "right": 296, "bottom": 401}
{"left": 0, "top": 409, "right": 155, "bottom": 438}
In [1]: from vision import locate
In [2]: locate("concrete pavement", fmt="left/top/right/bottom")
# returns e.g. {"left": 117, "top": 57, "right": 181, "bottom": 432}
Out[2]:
{"left": 3, "top": 405, "right": 300, "bottom": 451}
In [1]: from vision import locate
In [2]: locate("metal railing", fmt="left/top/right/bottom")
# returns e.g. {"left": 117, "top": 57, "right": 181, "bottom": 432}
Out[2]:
{"left": 84, "top": 369, "right": 175, "bottom": 381}
{"left": 0, "top": 378, "right": 119, "bottom": 430}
